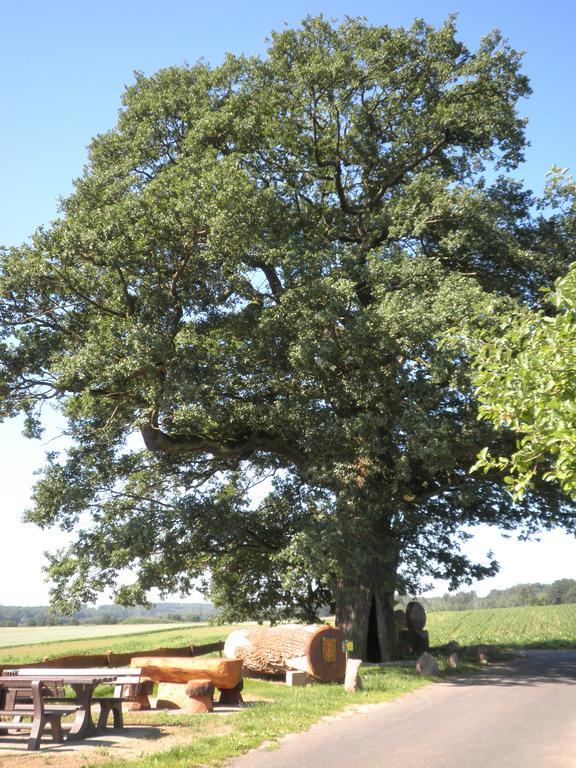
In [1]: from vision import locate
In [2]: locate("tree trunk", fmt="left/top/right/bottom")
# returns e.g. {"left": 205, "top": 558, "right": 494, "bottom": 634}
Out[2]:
{"left": 334, "top": 562, "right": 399, "bottom": 661}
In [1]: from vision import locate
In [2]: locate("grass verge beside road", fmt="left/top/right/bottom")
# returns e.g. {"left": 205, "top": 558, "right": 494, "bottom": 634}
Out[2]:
{"left": 85, "top": 663, "right": 464, "bottom": 768}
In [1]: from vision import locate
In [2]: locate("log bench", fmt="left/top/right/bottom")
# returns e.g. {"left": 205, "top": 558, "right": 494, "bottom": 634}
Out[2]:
{"left": 131, "top": 657, "right": 244, "bottom": 707}
{"left": 0, "top": 679, "right": 79, "bottom": 750}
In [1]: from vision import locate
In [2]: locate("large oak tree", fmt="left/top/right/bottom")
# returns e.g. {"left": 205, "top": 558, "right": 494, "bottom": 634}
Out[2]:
{"left": 1, "top": 16, "right": 574, "bottom": 659}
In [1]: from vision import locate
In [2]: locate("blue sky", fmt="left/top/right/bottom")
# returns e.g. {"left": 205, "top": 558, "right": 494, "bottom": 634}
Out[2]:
{"left": 2, "top": 0, "right": 575, "bottom": 248}
{"left": 1, "top": 0, "right": 576, "bottom": 604}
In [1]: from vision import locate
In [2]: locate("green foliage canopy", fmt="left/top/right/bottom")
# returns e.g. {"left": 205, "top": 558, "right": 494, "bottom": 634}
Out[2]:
{"left": 1, "top": 16, "right": 574, "bottom": 655}
{"left": 470, "top": 170, "right": 576, "bottom": 499}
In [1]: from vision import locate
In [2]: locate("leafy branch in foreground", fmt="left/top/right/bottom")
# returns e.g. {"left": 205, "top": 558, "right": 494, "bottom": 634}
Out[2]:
{"left": 468, "top": 170, "right": 576, "bottom": 501}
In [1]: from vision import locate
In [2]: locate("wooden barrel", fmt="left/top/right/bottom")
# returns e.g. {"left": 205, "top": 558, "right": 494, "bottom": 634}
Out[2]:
{"left": 405, "top": 601, "right": 426, "bottom": 631}
{"left": 224, "top": 624, "right": 346, "bottom": 683}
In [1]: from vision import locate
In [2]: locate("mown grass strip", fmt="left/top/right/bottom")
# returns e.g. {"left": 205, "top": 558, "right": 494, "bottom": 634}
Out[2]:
{"left": 0, "top": 623, "right": 199, "bottom": 649}
{"left": 0, "top": 624, "right": 244, "bottom": 664}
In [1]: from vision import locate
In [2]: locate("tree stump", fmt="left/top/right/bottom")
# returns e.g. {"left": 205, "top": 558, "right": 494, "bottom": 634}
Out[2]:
{"left": 186, "top": 679, "right": 215, "bottom": 713}
{"left": 398, "top": 628, "right": 429, "bottom": 657}
{"left": 398, "top": 602, "right": 429, "bottom": 658}
{"left": 218, "top": 680, "right": 244, "bottom": 706}
{"left": 394, "top": 609, "right": 407, "bottom": 632}
{"left": 123, "top": 679, "right": 154, "bottom": 711}
{"left": 405, "top": 601, "right": 427, "bottom": 632}
{"left": 156, "top": 680, "right": 215, "bottom": 713}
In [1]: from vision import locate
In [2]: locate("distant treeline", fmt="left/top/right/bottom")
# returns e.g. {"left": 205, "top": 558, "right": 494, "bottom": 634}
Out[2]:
{"left": 5, "top": 580, "right": 576, "bottom": 625}
{"left": 0, "top": 602, "right": 217, "bottom": 627}
{"left": 408, "top": 579, "right": 576, "bottom": 612}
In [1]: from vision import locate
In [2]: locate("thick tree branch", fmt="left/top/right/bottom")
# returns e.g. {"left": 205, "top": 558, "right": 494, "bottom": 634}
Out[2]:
{"left": 259, "top": 265, "right": 283, "bottom": 299}
{"left": 310, "top": 97, "right": 363, "bottom": 217}
{"left": 53, "top": 268, "right": 126, "bottom": 318}
{"left": 140, "top": 413, "right": 307, "bottom": 468}
{"left": 368, "top": 131, "right": 451, "bottom": 207}
{"left": 171, "top": 230, "right": 207, "bottom": 298}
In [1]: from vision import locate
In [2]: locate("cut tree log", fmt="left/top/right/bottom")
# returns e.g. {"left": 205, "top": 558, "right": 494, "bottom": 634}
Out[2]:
{"left": 130, "top": 657, "right": 242, "bottom": 688}
{"left": 224, "top": 624, "right": 346, "bottom": 683}
{"left": 405, "top": 601, "right": 427, "bottom": 631}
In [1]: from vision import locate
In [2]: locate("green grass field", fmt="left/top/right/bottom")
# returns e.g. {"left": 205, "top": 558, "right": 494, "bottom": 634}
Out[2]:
{"left": 0, "top": 623, "right": 246, "bottom": 665}
{"left": 0, "top": 622, "right": 198, "bottom": 648}
{"left": 426, "top": 603, "right": 576, "bottom": 648}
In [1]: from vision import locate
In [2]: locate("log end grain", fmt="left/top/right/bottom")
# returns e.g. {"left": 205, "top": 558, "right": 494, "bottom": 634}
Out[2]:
{"left": 405, "top": 601, "right": 427, "bottom": 631}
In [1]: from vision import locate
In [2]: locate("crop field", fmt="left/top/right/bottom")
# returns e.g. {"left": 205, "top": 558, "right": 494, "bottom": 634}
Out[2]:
{"left": 426, "top": 603, "right": 576, "bottom": 648}
{"left": 0, "top": 623, "right": 198, "bottom": 648}
{"left": 0, "top": 623, "right": 245, "bottom": 665}
{"left": 2, "top": 603, "right": 575, "bottom": 667}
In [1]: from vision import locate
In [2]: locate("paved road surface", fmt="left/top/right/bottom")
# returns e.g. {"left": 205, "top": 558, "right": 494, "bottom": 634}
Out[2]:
{"left": 227, "top": 650, "right": 576, "bottom": 768}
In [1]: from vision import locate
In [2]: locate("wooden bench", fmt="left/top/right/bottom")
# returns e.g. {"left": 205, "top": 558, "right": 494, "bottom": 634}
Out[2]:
{"left": 3, "top": 668, "right": 151, "bottom": 730}
{"left": 131, "top": 657, "right": 244, "bottom": 706}
{"left": 0, "top": 679, "right": 79, "bottom": 750}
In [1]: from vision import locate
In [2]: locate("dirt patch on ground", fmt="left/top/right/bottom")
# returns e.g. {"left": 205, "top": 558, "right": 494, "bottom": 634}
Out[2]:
{"left": 0, "top": 724, "right": 199, "bottom": 767}
{"left": 0, "top": 707, "right": 240, "bottom": 768}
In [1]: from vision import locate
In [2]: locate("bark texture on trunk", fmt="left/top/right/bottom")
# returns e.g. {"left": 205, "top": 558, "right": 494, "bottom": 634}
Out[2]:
{"left": 334, "top": 562, "right": 399, "bottom": 662}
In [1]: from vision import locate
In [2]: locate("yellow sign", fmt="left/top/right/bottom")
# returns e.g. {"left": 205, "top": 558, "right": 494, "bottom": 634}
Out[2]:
{"left": 343, "top": 640, "right": 354, "bottom": 652}
{"left": 322, "top": 637, "right": 337, "bottom": 663}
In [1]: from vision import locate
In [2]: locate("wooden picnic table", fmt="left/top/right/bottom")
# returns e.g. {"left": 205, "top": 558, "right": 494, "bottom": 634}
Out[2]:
{"left": 0, "top": 672, "right": 117, "bottom": 740}
{"left": 0, "top": 678, "right": 79, "bottom": 750}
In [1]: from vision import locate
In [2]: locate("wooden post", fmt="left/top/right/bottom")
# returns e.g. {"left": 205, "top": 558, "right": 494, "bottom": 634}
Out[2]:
{"left": 344, "top": 658, "right": 362, "bottom": 692}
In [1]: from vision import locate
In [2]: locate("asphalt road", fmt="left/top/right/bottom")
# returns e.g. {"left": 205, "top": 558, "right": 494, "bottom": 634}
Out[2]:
{"left": 226, "top": 650, "right": 576, "bottom": 768}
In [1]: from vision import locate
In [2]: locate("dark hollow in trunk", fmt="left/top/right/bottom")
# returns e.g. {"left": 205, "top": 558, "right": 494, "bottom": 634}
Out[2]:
{"left": 366, "top": 596, "right": 382, "bottom": 662}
